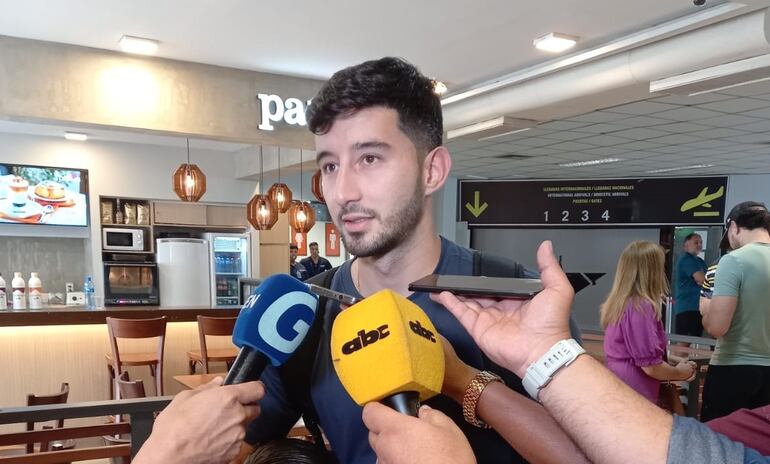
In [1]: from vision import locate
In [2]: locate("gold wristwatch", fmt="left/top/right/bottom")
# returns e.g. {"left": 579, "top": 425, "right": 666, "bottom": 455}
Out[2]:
{"left": 462, "top": 370, "right": 503, "bottom": 428}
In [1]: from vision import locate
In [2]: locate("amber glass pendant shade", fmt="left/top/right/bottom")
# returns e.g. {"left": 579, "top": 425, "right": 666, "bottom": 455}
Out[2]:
{"left": 247, "top": 194, "right": 279, "bottom": 230}
{"left": 288, "top": 200, "right": 316, "bottom": 233}
{"left": 268, "top": 183, "right": 293, "bottom": 213}
{"left": 173, "top": 139, "right": 206, "bottom": 202}
{"left": 311, "top": 170, "right": 325, "bottom": 203}
{"left": 172, "top": 163, "right": 207, "bottom": 202}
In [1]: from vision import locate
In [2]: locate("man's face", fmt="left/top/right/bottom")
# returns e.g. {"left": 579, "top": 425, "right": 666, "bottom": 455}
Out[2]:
{"left": 310, "top": 244, "right": 319, "bottom": 258}
{"left": 289, "top": 248, "right": 298, "bottom": 262}
{"left": 316, "top": 107, "right": 425, "bottom": 258}
{"left": 684, "top": 235, "right": 703, "bottom": 254}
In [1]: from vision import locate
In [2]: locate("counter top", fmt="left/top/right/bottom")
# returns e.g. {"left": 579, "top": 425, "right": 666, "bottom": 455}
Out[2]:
{"left": 0, "top": 305, "right": 240, "bottom": 327}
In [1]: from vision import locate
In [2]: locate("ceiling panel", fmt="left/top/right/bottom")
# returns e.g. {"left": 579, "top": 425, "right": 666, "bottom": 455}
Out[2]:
{"left": 450, "top": 81, "right": 770, "bottom": 179}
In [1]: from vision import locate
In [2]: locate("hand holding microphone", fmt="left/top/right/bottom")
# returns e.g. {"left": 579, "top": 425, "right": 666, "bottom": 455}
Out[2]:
{"left": 330, "top": 289, "right": 445, "bottom": 416}
{"left": 225, "top": 274, "right": 319, "bottom": 385}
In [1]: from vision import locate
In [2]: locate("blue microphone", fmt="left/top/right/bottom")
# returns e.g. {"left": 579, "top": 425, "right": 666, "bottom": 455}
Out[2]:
{"left": 224, "top": 274, "right": 319, "bottom": 385}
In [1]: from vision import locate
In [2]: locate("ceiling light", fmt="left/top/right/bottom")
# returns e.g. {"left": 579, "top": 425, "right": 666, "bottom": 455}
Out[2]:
{"left": 64, "top": 132, "right": 88, "bottom": 141}
{"left": 432, "top": 80, "right": 448, "bottom": 96}
{"left": 119, "top": 35, "right": 159, "bottom": 55}
{"left": 650, "top": 53, "right": 770, "bottom": 96}
{"left": 533, "top": 32, "right": 578, "bottom": 53}
{"left": 559, "top": 158, "right": 622, "bottom": 168}
{"left": 447, "top": 117, "right": 538, "bottom": 140}
{"left": 646, "top": 164, "right": 714, "bottom": 174}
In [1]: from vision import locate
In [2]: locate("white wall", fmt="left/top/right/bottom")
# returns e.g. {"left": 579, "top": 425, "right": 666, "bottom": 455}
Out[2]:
{"left": 726, "top": 174, "right": 770, "bottom": 210}
{"left": 0, "top": 132, "right": 256, "bottom": 295}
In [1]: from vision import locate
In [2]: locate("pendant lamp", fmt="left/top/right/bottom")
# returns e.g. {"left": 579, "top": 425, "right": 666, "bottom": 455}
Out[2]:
{"left": 267, "top": 147, "right": 293, "bottom": 213}
{"left": 247, "top": 146, "right": 278, "bottom": 230}
{"left": 172, "top": 139, "right": 207, "bottom": 202}
{"left": 288, "top": 149, "right": 316, "bottom": 233}
{"left": 311, "top": 169, "right": 325, "bottom": 203}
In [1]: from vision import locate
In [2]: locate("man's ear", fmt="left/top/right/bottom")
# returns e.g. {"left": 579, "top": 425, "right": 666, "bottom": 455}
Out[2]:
{"left": 422, "top": 146, "right": 452, "bottom": 196}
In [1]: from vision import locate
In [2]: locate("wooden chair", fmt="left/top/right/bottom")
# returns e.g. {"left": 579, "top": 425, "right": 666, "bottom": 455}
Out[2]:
{"left": 105, "top": 316, "right": 167, "bottom": 400}
{"left": 187, "top": 316, "right": 238, "bottom": 374}
{"left": 117, "top": 371, "right": 146, "bottom": 400}
{"left": 25, "top": 383, "right": 69, "bottom": 454}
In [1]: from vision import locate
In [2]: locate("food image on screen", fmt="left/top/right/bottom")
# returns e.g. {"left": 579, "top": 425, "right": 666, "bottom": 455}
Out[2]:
{"left": 0, "top": 164, "right": 89, "bottom": 227}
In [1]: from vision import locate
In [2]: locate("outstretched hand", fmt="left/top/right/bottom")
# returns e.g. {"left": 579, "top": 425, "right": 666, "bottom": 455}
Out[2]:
{"left": 134, "top": 377, "right": 264, "bottom": 464}
{"left": 431, "top": 241, "right": 574, "bottom": 377}
{"left": 363, "top": 402, "right": 476, "bottom": 464}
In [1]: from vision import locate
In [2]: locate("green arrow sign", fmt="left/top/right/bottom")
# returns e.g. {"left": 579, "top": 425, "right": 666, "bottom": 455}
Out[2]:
{"left": 465, "top": 191, "right": 488, "bottom": 218}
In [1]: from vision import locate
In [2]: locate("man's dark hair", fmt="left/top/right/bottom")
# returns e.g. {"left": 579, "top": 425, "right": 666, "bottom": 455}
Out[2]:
{"left": 307, "top": 57, "right": 443, "bottom": 155}
{"left": 244, "top": 439, "right": 335, "bottom": 464}
{"left": 732, "top": 202, "right": 770, "bottom": 232}
{"left": 309, "top": 242, "right": 319, "bottom": 248}
{"left": 684, "top": 233, "right": 701, "bottom": 242}
{"left": 290, "top": 244, "right": 299, "bottom": 251}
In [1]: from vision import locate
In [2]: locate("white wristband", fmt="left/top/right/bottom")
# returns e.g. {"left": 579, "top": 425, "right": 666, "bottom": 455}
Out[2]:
{"left": 522, "top": 339, "right": 585, "bottom": 401}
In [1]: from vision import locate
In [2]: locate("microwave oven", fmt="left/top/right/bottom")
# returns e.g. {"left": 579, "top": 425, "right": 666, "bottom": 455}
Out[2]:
{"left": 103, "top": 228, "right": 145, "bottom": 252}
{"left": 104, "top": 261, "right": 160, "bottom": 306}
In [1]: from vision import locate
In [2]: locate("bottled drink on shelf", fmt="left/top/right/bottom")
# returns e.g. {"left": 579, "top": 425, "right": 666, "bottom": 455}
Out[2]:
{"left": 12, "top": 272, "right": 26, "bottom": 310}
{"left": 84, "top": 276, "right": 96, "bottom": 310}
{"left": 28, "top": 272, "right": 43, "bottom": 309}
{"left": 0, "top": 273, "right": 7, "bottom": 310}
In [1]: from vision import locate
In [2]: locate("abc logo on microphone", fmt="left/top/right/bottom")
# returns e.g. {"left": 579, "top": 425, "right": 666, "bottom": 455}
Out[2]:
{"left": 330, "top": 289, "right": 444, "bottom": 405}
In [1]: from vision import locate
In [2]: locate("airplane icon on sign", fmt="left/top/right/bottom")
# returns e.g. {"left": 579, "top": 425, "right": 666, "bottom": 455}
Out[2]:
{"left": 680, "top": 186, "right": 724, "bottom": 217}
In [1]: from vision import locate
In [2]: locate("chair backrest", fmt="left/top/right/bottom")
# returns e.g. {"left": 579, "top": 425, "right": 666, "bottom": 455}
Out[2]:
{"left": 117, "top": 371, "right": 146, "bottom": 400}
{"left": 106, "top": 316, "right": 167, "bottom": 372}
{"left": 197, "top": 315, "right": 237, "bottom": 371}
{"left": 25, "top": 383, "right": 69, "bottom": 453}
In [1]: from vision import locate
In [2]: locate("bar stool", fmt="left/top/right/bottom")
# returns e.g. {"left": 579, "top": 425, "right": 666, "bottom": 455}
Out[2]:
{"left": 26, "top": 383, "right": 70, "bottom": 454}
{"left": 105, "top": 316, "right": 167, "bottom": 400}
{"left": 187, "top": 315, "right": 238, "bottom": 374}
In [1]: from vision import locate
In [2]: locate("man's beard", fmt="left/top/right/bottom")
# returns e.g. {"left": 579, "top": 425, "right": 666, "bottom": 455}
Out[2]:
{"left": 338, "top": 180, "right": 424, "bottom": 259}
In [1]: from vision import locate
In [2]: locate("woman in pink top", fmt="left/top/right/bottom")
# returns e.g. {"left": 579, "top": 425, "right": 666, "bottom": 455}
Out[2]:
{"left": 601, "top": 241, "right": 696, "bottom": 404}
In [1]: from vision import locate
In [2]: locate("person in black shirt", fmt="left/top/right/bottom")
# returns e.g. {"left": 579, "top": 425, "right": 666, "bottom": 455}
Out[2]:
{"left": 299, "top": 242, "right": 332, "bottom": 279}
{"left": 289, "top": 244, "right": 307, "bottom": 280}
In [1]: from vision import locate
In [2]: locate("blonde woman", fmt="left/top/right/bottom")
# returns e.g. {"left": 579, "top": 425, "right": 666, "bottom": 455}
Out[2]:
{"left": 601, "top": 241, "right": 696, "bottom": 404}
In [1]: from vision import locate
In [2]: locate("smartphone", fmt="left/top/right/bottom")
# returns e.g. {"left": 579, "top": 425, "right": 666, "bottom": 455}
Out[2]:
{"left": 408, "top": 274, "right": 543, "bottom": 299}
{"left": 307, "top": 284, "right": 360, "bottom": 305}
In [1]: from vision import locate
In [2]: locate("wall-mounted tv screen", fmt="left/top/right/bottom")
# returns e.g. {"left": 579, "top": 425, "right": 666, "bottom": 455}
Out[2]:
{"left": 0, "top": 163, "right": 89, "bottom": 227}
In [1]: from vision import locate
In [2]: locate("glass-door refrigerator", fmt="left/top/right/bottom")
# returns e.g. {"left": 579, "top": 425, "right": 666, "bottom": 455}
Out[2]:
{"left": 205, "top": 233, "right": 251, "bottom": 308}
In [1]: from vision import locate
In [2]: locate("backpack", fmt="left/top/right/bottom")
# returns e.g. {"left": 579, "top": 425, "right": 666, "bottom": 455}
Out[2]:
{"left": 279, "top": 251, "right": 581, "bottom": 451}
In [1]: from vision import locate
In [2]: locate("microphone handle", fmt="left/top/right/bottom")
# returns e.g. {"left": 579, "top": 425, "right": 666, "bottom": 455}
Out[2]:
{"left": 223, "top": 346, "right": 270, "bottom": 385}
{"left": 382, "top": 391, "right": 420, "bottom": 416}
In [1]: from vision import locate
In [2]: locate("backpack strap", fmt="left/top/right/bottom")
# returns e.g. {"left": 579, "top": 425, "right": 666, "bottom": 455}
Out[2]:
{"left": 280, "top": 267, "right": 338, "bottom": 450}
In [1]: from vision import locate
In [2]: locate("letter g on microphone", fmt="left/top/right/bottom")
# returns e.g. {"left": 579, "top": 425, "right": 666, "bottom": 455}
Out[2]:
{"left": 232, "top": 274, "right": 318, "bottom": 366}
{"left": 257, "top": 292, "right": 317, "bottom": 354}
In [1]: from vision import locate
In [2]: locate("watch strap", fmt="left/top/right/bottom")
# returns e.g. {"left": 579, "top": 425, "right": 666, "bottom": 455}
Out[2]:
{"left": 522, "top": 339, "right": 585, "bottom": 401}
{"left": 462, "top": 370, "right": 503, "bottom": 428}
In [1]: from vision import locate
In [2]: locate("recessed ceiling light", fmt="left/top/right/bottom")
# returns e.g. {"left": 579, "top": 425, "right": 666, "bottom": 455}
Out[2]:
{"left": 64, "top": 131, "right": 88, "bottom": 141}
{"left": 533, "top": 32, "right": 578, "bottom": 53}
{"left": 559, "top": 158, "right": 622, "bottom": 168}
{"left": 646, "top": 164, "right": 714, "bottom": 174}
{"left": 119, "top": 35, "right": 159, "bottom": 55}
{"left": 432, "top": 80, "right": 448, "bottom": 96}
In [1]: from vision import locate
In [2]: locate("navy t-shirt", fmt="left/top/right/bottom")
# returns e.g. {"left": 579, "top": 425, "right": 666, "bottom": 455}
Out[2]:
{"left": 674, "top": 253, "right": 706, "bottom": 314}
{"left": 247, "top": 237, "right": 528, "bottom": 463}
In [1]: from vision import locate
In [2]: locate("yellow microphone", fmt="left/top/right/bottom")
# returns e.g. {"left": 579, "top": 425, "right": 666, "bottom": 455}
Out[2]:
{"left": 330, "top": 289, "right": 444, "bottom": 416}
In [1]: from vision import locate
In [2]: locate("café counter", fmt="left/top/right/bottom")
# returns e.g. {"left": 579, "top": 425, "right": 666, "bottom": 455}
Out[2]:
{"left": 0, "top": 305, "right": 241, "bottom": 417}
{"left": 0, "top": 305, "right": 240, "bottom": 327}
